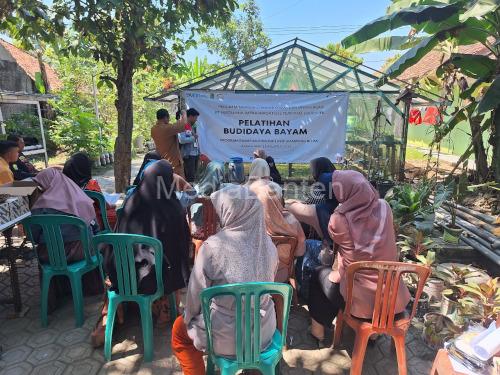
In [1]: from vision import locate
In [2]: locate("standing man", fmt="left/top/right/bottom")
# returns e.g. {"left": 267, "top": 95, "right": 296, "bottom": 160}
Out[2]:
{"left": 151, "top": 109, "right": 187, "bottom": 177}
{"left": 178, "top": 108, "right": 200, "bottom": 182}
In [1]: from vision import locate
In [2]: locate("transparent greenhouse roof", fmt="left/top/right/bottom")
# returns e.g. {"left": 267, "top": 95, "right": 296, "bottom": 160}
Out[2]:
{"left": 145, "top": 39, "right": 413, "bottom": 102}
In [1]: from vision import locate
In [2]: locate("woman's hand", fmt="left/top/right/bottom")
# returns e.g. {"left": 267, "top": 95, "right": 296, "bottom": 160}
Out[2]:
{"left": 173, "top": 173, "right": 193, "bottom": 191}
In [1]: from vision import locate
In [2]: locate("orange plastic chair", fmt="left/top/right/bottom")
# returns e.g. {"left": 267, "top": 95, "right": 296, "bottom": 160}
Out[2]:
{"left": 270, "top": 235, "right": 298, "bottom": 337}
{"left": 187, "top": 197, "right": 218, "bottom": 257}
{"left": 333, "top": 261, "right": 430, "bottom": 375}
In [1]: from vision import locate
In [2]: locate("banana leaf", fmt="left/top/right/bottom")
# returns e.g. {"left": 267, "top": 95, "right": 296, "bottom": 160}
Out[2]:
{"left": 383, "top": 32, "right": 446, "bottom": 78}
{"left": 346, "top": 35, "right": 423, "bottom": 53}
{"left": 341, "top": 3, "right": 460, "bottom": 48}
{"left": 476, "top": 75, "right": 500, "bottom": 114}
{"left": 460, "top": 0, "right": 500, "bottom": 21}
{"left": 437, "top": 53, "right": 496, "bottom": 80}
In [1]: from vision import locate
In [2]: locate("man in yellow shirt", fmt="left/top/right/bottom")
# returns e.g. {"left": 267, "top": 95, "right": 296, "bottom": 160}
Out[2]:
{"left": 151, "top": 109, "right": 187, "bottom": 177}
{"left": 0, "top": 140, "right": 19, "bottom": 185}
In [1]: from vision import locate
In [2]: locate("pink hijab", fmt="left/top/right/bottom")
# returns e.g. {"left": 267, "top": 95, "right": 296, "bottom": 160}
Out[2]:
{"left": 330, "top": 170, "right": 391, "bottom": 256}
{"left": 33, "top": 168, "right": 96, "bottom": 225}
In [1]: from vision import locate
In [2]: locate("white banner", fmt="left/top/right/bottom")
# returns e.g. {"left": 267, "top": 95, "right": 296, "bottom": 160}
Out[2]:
{"left": 183, "top": 90, "right": 349, "bottom": 163}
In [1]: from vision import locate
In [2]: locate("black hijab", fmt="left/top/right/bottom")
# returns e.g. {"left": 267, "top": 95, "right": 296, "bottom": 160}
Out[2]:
{"left": 309, "top": 158, "right": 338, "bottom": 245}
{"left": 132, "top": 151, "right": 162, "bottom": 186}
{"left": 266, "top": 156, "right": 282, "bottom": 185}
{"left": 63, "top": 152, "right": 92, "bottom": 188}
{"left": 110, "top": 160, "right": 191, "bottom": 294}
{"left": 310, "top": 157, "right": 335, "bottom": 182}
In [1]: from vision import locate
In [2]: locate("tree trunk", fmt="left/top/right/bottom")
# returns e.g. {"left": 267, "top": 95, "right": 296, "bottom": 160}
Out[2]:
{"left": 36, "top": 50, "right": 55, "bottom": 120}
{"left": 492, "top": 107, "right": 500, "bottom": 182}
{"left": 470, "top": 116, "right": 489, "bottom": 182}
{"left": 114, "top": 56, "right": 134, "bottom": 193}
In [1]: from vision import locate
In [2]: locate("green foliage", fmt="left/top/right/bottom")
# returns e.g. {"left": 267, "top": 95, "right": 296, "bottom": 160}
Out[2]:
{"left": 398, "top": 231, "right": 438, "bottom": 257}
{"left": 201, "top": 0, "right": 270, "bottom": 63}
{"left": 49, "top": 108, "right": 105, "bottom": 158}
{"left": 34, "top": 72, "right": 46, "bottom": 94}
{"left": 324, "top": 43, "right": 362, "bottom": 67}
{"left": 386, "top": 181, "right": 433, "bottom": 223}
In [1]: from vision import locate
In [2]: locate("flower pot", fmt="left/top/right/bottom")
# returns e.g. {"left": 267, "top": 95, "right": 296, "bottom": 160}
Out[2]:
{"left": 109, "top": 153, "right": 114, "bottom": 163}
{"left": 424, "top": 278, "right": 445, "bottom": 303}
{"left": 443, "top": 225, "right": 463, "bottom": 244}
{"left": 100, "top": 154, "right": 107, "bottom": 166}
{"left": 104, "top": 153, "right": 110, "bottom": 164}
{"left": 93, "top": 159, "right": 101, "bottom": 168}
{"left": 410, "top": 291, "right": 430, "bottom": 319}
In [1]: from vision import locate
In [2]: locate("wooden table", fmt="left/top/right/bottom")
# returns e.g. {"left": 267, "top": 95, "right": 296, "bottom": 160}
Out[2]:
{"left": 0, "top": 211, "right": 31, "bottom": 317}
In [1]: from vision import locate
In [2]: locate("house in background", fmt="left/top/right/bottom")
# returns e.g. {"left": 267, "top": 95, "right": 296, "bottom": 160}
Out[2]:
{"left": 0, "top": 38, "right": 61, "bottom": 120}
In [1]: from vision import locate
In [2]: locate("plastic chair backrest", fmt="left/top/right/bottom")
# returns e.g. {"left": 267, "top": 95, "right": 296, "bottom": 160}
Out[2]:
{"left": 188, "top": 196, "right": 218, "bottom": 241}
{"left": 93, "top": 233, "right": 164, "bottom": 297}
{"left": 84, "top": 190, "right": 111, "bottom": 232}
{"left": 201, "top": 282, "right": 292, "bottom": 366}
{"left": 344, "top": 261, "right": 430, "bottom": 329}
{"left": 23, "top": 214, "right": 93, "bottom": 270}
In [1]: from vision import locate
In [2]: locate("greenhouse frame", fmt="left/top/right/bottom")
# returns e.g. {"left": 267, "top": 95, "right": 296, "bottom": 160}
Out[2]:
{"left": 145, "top": 38, "right": 438, "bottom": 180}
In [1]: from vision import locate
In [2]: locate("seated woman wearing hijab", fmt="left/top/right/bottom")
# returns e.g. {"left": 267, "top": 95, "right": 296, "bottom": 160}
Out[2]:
{"left": 308, "top": 170, "right": 410, "bottom": 347}
{"left": 63, "top": 152, "right": 117, "bottom": 229}
{"left": 286, "top": 157, "right": 338, "bottom": 300}
{"left": 172, "top": 185, "right": 278, "bottom": 375}
{"left": 91, "top": 160, "right": 191, "bottom": 346}
{"left": 31, "top": 168, "right": 102, "bottom": 310}
{"left": 132, "top": 150, "right": 161, "bottom": 186}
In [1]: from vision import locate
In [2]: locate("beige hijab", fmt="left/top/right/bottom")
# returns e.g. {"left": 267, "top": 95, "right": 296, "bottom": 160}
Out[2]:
{"left": 207, "top": 184, "right": 278, "bottom": 283}
{"left": 249, "top": 179, "right": 305, "bottom": 250}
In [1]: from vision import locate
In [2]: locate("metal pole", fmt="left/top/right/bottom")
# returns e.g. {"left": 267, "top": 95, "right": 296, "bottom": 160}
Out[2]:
{"left": 92, "top": 74, "right": 103, "bottom": 153}
{"left": 399, "top": 97, "right": 411, "bottom": 181}
{"left": 36, "top": 102, "right": 49, "bottom": 167}
{"left": 0, "top": 105, "right": 5, "bottom": 135}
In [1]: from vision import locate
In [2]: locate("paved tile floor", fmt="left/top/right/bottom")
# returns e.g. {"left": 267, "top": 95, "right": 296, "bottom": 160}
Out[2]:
{"left": 0, "top": 255, "right": 436, "bottom": 375}
{"left": 0, "top": 157, "right": 437, "bottom": 374}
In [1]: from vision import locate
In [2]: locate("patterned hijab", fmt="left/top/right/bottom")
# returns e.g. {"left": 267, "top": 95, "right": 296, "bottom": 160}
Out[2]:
{"left": 33, "top": 168, "right": 96, "bottom": 224}
{"left": 206, "top": 185, "right": 278, "bottom": 283}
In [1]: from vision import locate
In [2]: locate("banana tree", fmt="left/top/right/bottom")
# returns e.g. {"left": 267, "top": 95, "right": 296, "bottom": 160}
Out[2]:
{"left": 342, "top": 0, "right": 500, "bottom": 182}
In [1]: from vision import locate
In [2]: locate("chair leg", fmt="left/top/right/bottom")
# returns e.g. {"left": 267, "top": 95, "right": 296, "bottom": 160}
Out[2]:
{"left": 206, "top": 355, "right": 216, "bottom": 375}
{"left": 350, "top": 329, "right": 371, "bottom": 375}
{"left": 393, "top": 333, "right": 408, "bottom": 375}
{"left": 289, "top": 277, "right": 299, "bottom": 306}
{"left": 104, "top": 297, "right": 118, "bottom": 361}
{"left": 333, "top": 310, "right": 344, "bottom": 348}
{"left": 40, "top": 272, "right": 52, "bottom": 327}
{"left": 139, "top": 301, "right": 154, "bottom": 362}
{"left": 168, "top": 293, "right": 178, "bottom": 320}
{"left": 69, "top": 274, "right": 85, "bottom": 327}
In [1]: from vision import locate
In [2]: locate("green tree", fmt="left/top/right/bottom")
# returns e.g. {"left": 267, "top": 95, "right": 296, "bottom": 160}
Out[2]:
{"left": 202, "top": 0, "right": 271, "bottom": 63}
{"left": 342, "top": 0, "right": 500, "bottom": 182}
{"left": 5, "top": 0, "right": 237, "bottom": 191}
{"left": 324, "top": 43, "right": 363, "bottom": 67}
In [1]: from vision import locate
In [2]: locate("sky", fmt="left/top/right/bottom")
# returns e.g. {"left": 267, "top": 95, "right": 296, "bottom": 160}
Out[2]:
{"left": 185, "top": 0, "right": 398, "bottom": 71}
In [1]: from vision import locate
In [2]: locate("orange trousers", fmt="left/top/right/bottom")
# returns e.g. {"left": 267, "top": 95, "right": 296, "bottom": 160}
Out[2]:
{"left": 172, "top": 316, "right": 205, "bottom": 375}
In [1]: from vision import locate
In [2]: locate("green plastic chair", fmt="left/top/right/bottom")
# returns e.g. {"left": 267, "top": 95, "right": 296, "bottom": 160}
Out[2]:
{"left": 93, "top": 233, "right": 177, "bottom": 362}
{"left": 201, "top": 282, "right": 292, "bottom": 375}
{"left": 84, "top": 190, "right": 112, "bottom": 233}
{"left": 22, "top": 214, "right": 101, "bottom": 328}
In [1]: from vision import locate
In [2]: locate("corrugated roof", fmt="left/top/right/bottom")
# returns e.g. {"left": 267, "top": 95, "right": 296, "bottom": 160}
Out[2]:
{"left": 0, "top": 39, "right": 62, "bottom": 91}
{"left": 397, "top": 42, "right": 491, "bottom": 81}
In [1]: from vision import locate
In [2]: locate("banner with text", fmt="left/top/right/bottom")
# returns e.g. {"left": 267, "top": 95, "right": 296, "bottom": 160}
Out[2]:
{"left": 183, "top": 90, "right": 349, "bottom": 163}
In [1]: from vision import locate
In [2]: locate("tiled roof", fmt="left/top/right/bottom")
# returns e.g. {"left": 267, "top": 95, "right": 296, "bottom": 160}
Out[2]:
{"left": 0, "top": 39, "right": 62, "bottom": 91}
{"left": 397, "top": 42, "right": 491, "bottom": 82}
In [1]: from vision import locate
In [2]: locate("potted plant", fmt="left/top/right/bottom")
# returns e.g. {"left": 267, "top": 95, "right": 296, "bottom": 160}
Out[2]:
{"left": 456, "top": 277, "right": 499, "bottom": 328}
{"left": 442, "top": 196, "right": 463, "bottom": 243}
{"left": 435, "top": 265, "right": 484, "bottom": 325}
{"left": 397, "top": 230, "right": 437, "bottom": 262}
{"left": 416, "top": 251, "right": 446, "bottom": 303}
{"left": 403, "top": 270, "right": 431, "bottom": 319}
{"left": 422, "top": 312, "right": 461, "bottom": 349}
